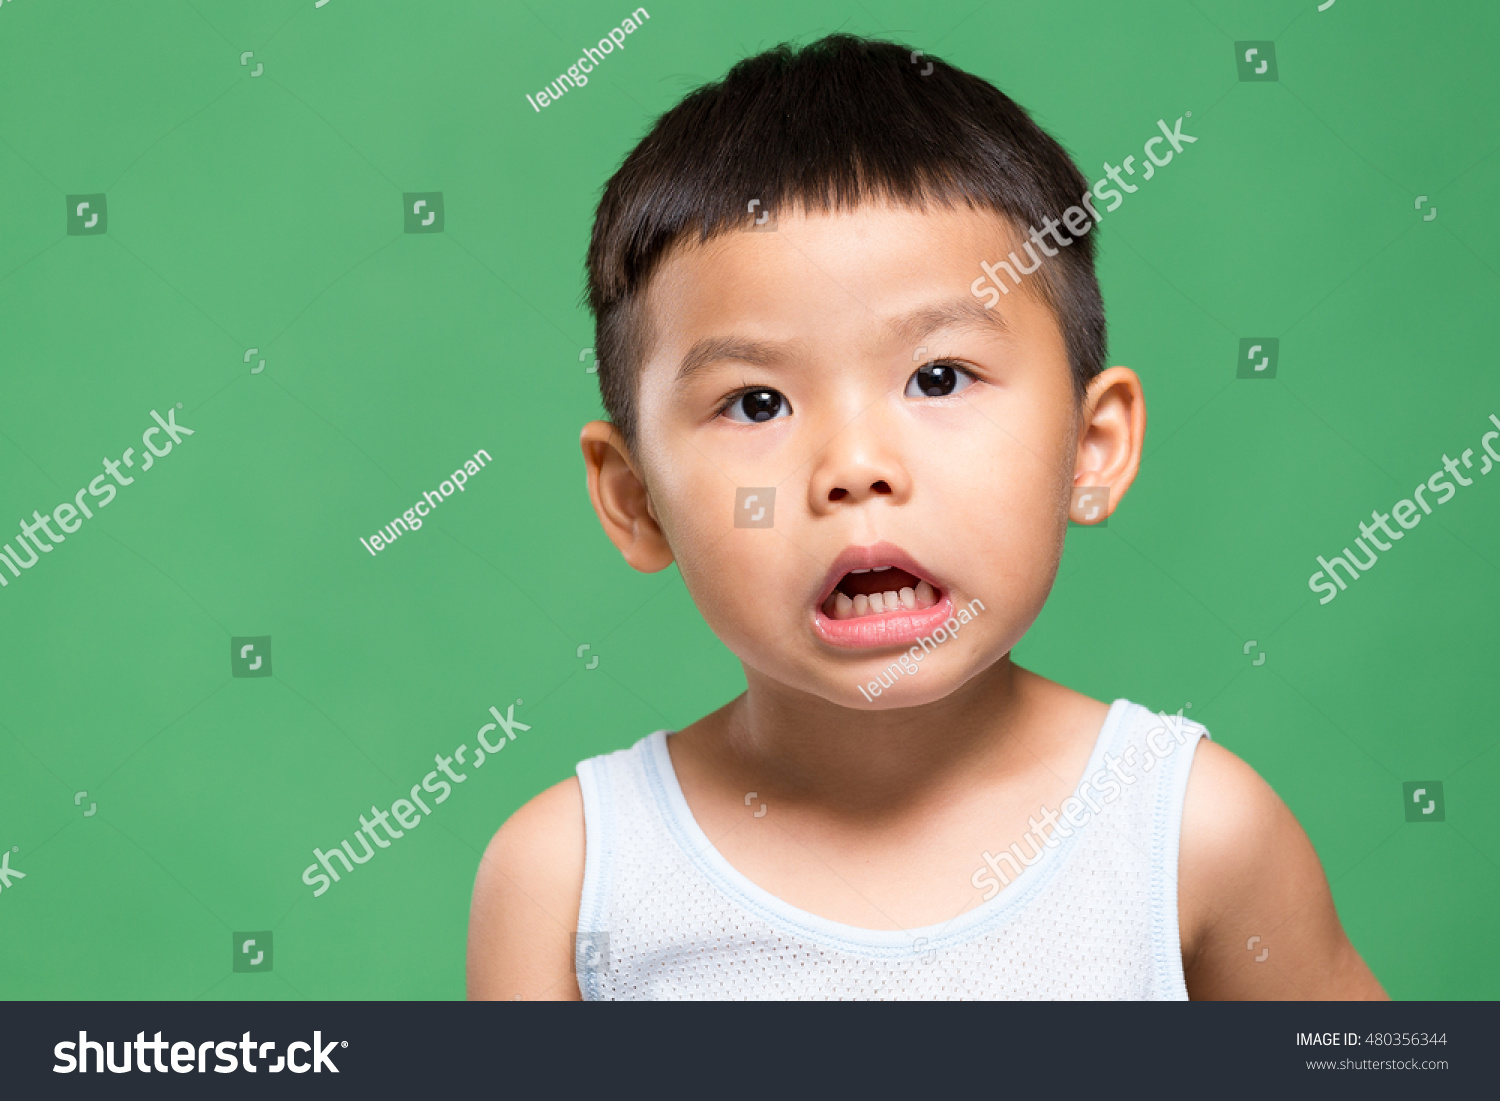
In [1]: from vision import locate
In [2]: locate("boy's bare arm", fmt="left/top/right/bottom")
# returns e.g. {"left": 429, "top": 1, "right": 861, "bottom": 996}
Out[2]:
{"left": 1179, "top": 739, "right": 1387, "bottom": 1000}
{"left": 466, "top": 777, "right": 586, "bottom": 1001}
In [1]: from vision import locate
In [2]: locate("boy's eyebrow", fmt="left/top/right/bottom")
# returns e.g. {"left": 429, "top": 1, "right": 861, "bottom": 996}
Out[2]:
{"left": 674, "top": 336, "right": 797, "bottom": 384}
{"left": 673, "top": 299, "right": 1008, "bottom": 384}
{"left": 886, "top": 298, "right": 1009, "bottom": 347}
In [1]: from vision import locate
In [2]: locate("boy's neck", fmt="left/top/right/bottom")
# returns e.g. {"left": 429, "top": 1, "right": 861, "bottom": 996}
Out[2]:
{"left": 696, "top": 656, "right": 1060, "bottom": 813}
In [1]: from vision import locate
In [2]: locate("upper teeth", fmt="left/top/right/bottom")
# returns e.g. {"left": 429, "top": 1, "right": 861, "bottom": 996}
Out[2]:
{"left": 825, "top": 580, "right": 938, "bottom": 620}
{"left": 849, "top": 566, "right": 892, "bottom": 574}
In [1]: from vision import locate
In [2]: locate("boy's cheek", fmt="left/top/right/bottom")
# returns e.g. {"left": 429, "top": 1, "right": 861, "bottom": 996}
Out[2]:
{"left": 935, "top": 504, "right": 1071, "bottom": 628}
{"left": 678, "top": 576, "right": 797, "bottom": 673}
{"left": 673, "top": 531, "right": 792, "bottom": 626}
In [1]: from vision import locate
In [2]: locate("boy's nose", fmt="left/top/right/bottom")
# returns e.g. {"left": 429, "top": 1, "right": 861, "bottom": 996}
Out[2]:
{"left": 807, "top": 426, "right": 912, "bottom": 512}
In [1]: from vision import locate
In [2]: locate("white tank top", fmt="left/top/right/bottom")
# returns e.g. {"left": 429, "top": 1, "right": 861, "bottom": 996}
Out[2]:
{"left": 573, "top": 698, "right": 1208, "bottom": 1000}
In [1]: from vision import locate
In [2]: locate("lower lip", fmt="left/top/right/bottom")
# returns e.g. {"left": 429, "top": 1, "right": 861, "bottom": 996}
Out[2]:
{"left": 812, "top": 592, "right": 957, "bottom": 649}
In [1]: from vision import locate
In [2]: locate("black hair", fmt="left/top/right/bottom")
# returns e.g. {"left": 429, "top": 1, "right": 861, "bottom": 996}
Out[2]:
{"left": 585, "top": 33, "right": 1105, "bottom": 449}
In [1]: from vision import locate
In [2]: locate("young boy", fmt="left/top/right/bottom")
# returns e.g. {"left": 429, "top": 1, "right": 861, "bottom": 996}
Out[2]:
{"left": 467, "top": 34, "right": 1385, "bottom": 1000}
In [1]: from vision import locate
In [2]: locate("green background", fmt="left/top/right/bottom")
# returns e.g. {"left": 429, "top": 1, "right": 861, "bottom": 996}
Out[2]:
{"left": 1, "top": 0, "right": 1496, "bottom": 1000}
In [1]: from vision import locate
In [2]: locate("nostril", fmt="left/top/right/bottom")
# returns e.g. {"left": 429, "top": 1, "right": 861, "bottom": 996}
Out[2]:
{"left": 828, "top": 481, "right": 893, "bottom": 502}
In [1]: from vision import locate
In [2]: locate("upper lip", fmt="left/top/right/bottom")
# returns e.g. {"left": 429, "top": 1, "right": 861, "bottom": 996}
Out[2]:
{"left": 813, "top": 541, "right": 946, "bottom": 608}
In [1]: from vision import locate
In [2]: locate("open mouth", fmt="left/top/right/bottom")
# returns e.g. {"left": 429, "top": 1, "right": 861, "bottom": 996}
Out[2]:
{"left": 820, "top": 566, "right": 941, "bottom": 620}
{"left": 811, "top": 543, "right": 955, "bottom": 649}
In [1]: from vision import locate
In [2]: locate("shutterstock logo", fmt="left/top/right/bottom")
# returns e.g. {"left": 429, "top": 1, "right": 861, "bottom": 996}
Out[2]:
{"left": 54, "top": 1030, "right": 343, "bottom": 1074}
{"left": 735, "top": 487, "right": 775, "bottom": 528}
{"left": 231, "top": 637, "right": 272, "bottom": 678}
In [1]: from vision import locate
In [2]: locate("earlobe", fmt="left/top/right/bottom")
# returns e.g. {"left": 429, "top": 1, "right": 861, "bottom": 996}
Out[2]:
{"left": 579, "top": 421, "right": 675, "bottom": 572}
{"left": 1069, "top": 367, "right": 1146, "bottom": 524}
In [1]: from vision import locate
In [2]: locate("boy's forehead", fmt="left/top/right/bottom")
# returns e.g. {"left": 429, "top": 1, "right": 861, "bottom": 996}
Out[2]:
{"left": 640, "top": 202, "right": 1036, "bottom": 357}
{"left": 656, "top": 202, "right": 1019, "bottom": 293}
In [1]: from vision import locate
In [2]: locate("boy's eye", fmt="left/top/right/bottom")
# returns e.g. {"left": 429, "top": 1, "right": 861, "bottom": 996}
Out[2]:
{"left": 720, "top": 388, "right": 790, "bottom": 423}
{"left": 906, "top": 362, "right": 974, "bottom": 399}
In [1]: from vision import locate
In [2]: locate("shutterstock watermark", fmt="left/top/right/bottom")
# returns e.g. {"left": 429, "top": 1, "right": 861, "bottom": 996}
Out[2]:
{"left": 301, "top": 699, "right": 530, "bottom": 896}
{"left": 0, "top": 849, "right": 24, "bottom": 894}
{"left": 857, "top": 598, "right": 985, "bottom": 701}
{"left": 970, "top": 708, "right": 1199, "bottom": 899}
{"left": 0, "top": 407, "right": 194, "bottom": 591}
{"left": 1308, "top": 413, "right": 1500, "bottom": 605}
{"left": 970, "top": 114, "right": 1198, "bottom": 308}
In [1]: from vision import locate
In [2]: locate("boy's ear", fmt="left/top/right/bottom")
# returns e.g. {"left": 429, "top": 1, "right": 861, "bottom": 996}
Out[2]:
{"left": 579, "top": 421, "right": 675, "bottom": 573}
{"left": 1070, "top": 366, "right": 1146, "bottom": 524}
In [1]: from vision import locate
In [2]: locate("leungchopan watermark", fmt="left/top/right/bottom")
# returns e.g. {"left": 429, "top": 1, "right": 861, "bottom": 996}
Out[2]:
{"left": 970, "top": 708, "right": 1199, "bottom": 899}
{"left": 857, "top": 598, "right": 985, "bottom": 701}
{"left": 525, "top": 7, "right": 651, "bottom": 113}
{"left": 359, "top": 448, "right": 492, "bottom": 557}
{"left": 970, "top": 115, "right": 1198, "bottom": 308}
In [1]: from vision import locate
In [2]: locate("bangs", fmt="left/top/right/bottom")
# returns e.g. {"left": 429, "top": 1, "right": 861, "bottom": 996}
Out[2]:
{"left": 585, "top": 34, "right": 1106, "bottom": 448}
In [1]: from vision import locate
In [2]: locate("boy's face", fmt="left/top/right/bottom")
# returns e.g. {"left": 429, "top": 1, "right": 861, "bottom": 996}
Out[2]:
{"left": 584, "top": 202, "right": 1142, "bottom": 708}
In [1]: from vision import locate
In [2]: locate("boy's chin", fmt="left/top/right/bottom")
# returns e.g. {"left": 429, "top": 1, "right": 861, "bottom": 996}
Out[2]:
{"left": 742, "top": 662, "right": 964, "bottom": 710}
{"left": 814, "top": 673, "right": 970, "bottom": 711}
{"left": 740, "top": 644, "right": 1003, "bottom": 710}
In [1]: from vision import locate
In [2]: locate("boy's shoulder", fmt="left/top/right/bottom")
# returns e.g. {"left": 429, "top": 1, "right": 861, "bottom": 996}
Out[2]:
{"left": 1181, "top": 736, "right": 1284, "bottom": 854}
{"left": 482, "top": 775, "right": 585, "bottom": 878}
{"left": 467, "top": 777, "right": 584, "bottom": 999}
{"left": 1175, "top": 734, "right": 1381, "bottom": 996}
{"left": 1179, "top": 735, "right": 1291, "bottom": 914}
